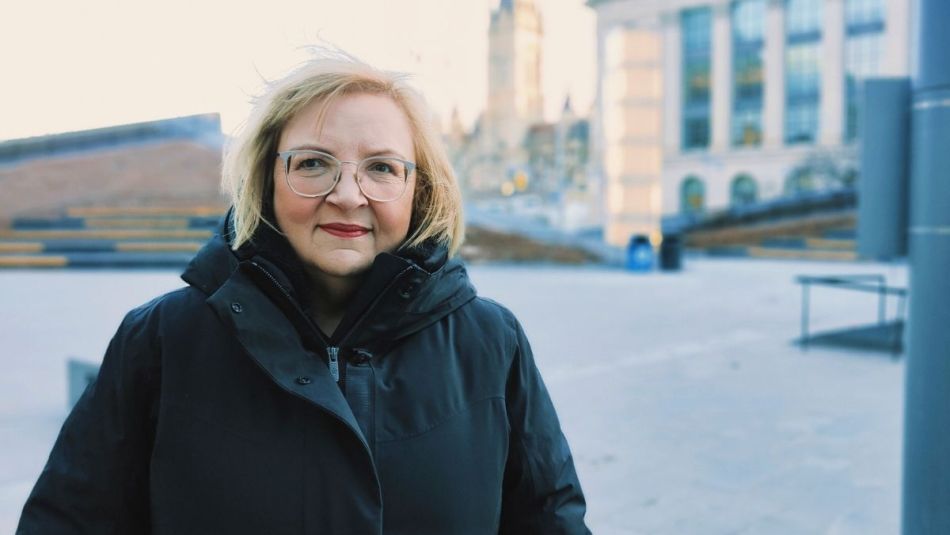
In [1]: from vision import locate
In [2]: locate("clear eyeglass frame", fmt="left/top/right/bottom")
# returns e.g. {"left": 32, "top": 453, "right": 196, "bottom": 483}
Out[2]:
{"left": 276, "top": 149, "right": 417, "bottom": 202}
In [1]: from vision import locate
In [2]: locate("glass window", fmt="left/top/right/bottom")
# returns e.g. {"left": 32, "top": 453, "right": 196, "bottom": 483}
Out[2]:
{"left": 784, "top": 0, "right": 822, "bottom": 144}
{"left": 731, "top": 0, "right": 765, "bottom": 147}
{"left": 846, "top": 0, "right": 885, "bottom": 29}
{"left": 682, "top": 8, "right": 712, "bottom": 150}
{"left": 844, "top": 0, "right": 885, "bottom": 141}
{"left": 785, "top": 0, "right": 822, "bottom": 36}
{"left": 730, "top": 174, "right": 758, "bottom": 206}
{"left": 784, "top": 167, "right": 816, "bottom": 196}
{"left": 681, "top": 176, "right": 706, "bottom": 214}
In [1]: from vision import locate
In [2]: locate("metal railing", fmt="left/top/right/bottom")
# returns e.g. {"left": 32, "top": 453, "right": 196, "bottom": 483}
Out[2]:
{"left": 795, "top": 274, "right": 908, "bottom": 356}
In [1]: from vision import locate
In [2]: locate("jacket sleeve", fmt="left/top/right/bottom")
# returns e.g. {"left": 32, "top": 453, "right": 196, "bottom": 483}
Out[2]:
{"left": 17, "top": 308, "right": 160, "bottom": 534}
{"left": 499, "top": 319, "right": 591, "bottom": 535}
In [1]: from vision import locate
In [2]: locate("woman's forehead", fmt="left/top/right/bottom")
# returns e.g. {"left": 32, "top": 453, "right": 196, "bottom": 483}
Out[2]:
{"left": 279, "top": 93, "right": 414, "bottom": 158}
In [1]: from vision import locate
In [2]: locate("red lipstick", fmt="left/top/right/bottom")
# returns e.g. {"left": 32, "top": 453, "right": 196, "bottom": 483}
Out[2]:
{"left": 320, "top": 223, "right": 370, "bottom": 238}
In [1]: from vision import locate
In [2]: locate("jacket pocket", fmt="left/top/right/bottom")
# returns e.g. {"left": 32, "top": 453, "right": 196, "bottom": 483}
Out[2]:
{"left": 374, "top": 397, "right": 509, "bottom": 534}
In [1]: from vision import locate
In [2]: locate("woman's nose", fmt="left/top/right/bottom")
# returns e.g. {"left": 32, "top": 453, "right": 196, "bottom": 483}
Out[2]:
{"left": 325, "top": 163, "right": 368, "bottom": 208}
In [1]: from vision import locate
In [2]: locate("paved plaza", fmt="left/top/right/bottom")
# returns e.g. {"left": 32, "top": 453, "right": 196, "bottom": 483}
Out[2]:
{"left": 0, "top": 258, "right": 907, "bottom": 533}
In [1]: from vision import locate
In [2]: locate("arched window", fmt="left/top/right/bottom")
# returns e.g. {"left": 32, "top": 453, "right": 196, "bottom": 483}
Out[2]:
{"left": 730, "top": 173, "right": 758, "bottom": 206}
{"left": 841, "top": 167, "right": 858, "bottom": 188}
{"left": 784, "top": 167, "right": 816, "bottom": 196}
{"left": 680, "top": 176, "right": 706, "bottom": 214}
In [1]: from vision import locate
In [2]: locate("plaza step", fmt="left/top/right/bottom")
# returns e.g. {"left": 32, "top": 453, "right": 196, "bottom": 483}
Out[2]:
{"left": 0, "top": 252, "right": 198, "bottom": 269}
{"left": 760, "top": 237, "right": 808, "bottom": 249}
{"left": 65, "top": 205, "right": 224, "bottom": 218}
{"left": 747, "top": 246, "right": 858, "bottom": 262}
{"left": 703, "top": 245, "right": 858, "bottom": 262}
{"left": 0, "top": 240, "right": 203, "bottom": 253}
{"left": 0, "top": 206, "right": 224, "bottom": 269}
{"left": 804, "top": 237, "right": 855, "bottom": 251}
{"left": 12, "top": 215, "right": 220, "bottom": 230}
{"left": 0, "top": 229, "right": 213, "bottom": 240}
{"left": 687, "top": 212, "right": 859, "bottom": 262}
{"left": 822, "top": 228, "right": 857, "bottom": 240}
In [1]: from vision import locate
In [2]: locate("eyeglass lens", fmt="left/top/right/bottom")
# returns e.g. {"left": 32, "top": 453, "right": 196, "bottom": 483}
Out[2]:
{"left": 285, "top": 151, "right": 408, "bottom": 201}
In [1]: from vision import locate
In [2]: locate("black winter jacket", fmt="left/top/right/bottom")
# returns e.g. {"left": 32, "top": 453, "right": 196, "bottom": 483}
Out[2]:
{"left": 17, "top": 221, "right": 590, "bottom": 534}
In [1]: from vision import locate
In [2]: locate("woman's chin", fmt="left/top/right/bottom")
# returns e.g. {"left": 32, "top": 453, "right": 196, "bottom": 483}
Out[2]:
{"left": 306, "top": 253, "right": 374, "bottom": 281}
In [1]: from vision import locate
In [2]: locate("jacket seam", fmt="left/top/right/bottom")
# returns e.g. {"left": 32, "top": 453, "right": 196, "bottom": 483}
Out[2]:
{"left": 469, "top": 296, "right": 520, "bottom": 354}
{"left": 375, "top": 395, "right": 505, "bottom": 444}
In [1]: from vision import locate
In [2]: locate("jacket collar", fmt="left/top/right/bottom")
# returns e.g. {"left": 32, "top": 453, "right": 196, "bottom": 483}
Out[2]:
{"left": 182, "top": 211, "right": 474, "bottom": 458}
{"left": 181, "top": 210, "right": 476, "bottom": 348}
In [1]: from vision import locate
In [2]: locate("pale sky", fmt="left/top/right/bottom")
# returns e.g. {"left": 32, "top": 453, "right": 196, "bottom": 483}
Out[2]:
{"left": 0, "top": 0, "right": 596, "bottom": 142}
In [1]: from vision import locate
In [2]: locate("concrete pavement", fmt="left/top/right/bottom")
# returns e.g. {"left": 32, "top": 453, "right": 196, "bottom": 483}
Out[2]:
{"left": 0, "top": 258, "right": 906, "bottom": 533}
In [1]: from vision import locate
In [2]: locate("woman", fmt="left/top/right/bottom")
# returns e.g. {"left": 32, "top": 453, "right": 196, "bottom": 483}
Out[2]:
{"left": 18, "top": 51, "right": 590, "bottom": 534}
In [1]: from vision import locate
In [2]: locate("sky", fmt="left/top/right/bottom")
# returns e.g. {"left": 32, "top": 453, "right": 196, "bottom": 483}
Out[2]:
{"left": 0, "top": 0, "right": 596, "bottom": 141}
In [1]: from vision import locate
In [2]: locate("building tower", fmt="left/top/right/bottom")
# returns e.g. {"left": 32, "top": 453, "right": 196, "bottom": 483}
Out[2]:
{"left": 485, "top": 0, "right": 544, "bottom": 182}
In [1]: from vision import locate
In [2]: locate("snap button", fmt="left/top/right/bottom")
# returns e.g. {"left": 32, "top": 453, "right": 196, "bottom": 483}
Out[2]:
{"left": 399, "top": 285, "right": 416, "bottom": 299}
{"left": 230, "top": 302, "right": 243, "bottom": 313}
{"left": 351, "top": 348, "right": 373, "bottom": 365}
{"left": 295, "top": 376, "right": 312, "bottom": 385}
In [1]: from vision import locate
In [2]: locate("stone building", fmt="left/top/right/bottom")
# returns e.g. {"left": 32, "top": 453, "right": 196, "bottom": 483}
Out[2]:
{"left": 587, "top": 0, "right": 911, "bottom": 246}
{"left": 445, "top": 0, "right": 598, "bottom": 230}
{"left": 465, "top": 0, "right": 545, "bottom": 194}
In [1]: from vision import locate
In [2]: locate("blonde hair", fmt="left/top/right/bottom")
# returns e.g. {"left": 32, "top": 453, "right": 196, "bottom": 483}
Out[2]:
{"left": 222, "top": 49, "right": 465, "bottom": 256}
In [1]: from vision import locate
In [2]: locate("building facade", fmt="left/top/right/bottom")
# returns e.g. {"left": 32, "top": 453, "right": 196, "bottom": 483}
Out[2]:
{"left": 488, "top": 0, "right": 545, "bottom": 150}
{"left": 464, "top": 0, "right": 545, "bottom": 194}
{"left": 447, "top": 0, "right": 598, "bottom": 231}
{"left": 588, "top": 0, "right": 911, "bottom": 246}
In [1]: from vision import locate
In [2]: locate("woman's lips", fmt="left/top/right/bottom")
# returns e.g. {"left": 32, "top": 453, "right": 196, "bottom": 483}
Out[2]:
{"left": 320, "top": 223, "right": 370, "bottom": 238}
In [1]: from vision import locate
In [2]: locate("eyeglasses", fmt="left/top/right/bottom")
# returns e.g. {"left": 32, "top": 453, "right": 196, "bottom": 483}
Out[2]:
{"left": 276, "top": 149, "right": 416, "bottom": 202}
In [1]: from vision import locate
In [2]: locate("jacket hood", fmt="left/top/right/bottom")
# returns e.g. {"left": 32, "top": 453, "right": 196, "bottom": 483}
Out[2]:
{"left": 182, "top": 210, "right": 476, "bottom": 349}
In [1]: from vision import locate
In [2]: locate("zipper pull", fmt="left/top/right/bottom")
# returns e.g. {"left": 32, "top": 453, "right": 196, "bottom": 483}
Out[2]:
{"left": 327, "top": 346, "right": 340, "bottom": 383}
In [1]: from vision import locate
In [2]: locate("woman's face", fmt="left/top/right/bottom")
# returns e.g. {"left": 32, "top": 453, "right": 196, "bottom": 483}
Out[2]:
{"left": 273, "top": 92, "right": 416, "bottom": 281}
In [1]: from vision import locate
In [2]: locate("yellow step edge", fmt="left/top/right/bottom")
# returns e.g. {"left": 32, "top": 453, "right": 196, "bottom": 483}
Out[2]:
{"left": 67, "top": 206, "right": 226, "bottom": 218}
{"left": 84, "top": 218, "right": 192, "bottom": 229}
{"left": 0, "top": 243, "right": 43, "bottom": 253}
{"left": 0, "top": 229, "right": 213, "bottom": 240}
{"left": 748, "top": 246, "right": 858, "bottom": 262}
{"left": 0, "top": 255, "right": 68, "bottom": 267}
{"left": 805, "top": 238, "right": 856, "bottom": 250}
{"left": 116, "top": 242, "right": 204, "bottom": 252}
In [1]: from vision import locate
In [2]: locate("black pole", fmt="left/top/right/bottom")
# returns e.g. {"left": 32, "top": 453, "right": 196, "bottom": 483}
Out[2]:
{"left": 902, "top": 0, "right": 950, "bottom": 532}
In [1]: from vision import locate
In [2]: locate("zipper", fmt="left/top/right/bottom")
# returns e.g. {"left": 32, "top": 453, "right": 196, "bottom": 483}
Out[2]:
{"left": 247, "top": 259, "right": 416, "bottom": 389}
{"left": 328, "top": 266, "right": 416, "bottom": 388}
{"left": 322, "top": 268, "right": 412, "bottom": 388}
{"left": 241, "top": 259, "right": 382, "bottom": 504}
{"left": 332, "top": 266, "right": 416, "bottom": 346}
{"left": 247, "top": 260, "right": 337, "bottom": 379}
{"left": 327, "top": 346, "right": 340, "bottom": 382}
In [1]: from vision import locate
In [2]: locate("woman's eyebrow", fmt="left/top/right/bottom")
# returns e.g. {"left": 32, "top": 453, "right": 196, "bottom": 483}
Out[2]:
{"left": 286, "top": 144, "right": 334, "bottom": 154}
{"left": 362, "top": 148, "right": 408, "bottom": 159}
{"left": 284, "top": 144, "right": 407, "bottom": 160}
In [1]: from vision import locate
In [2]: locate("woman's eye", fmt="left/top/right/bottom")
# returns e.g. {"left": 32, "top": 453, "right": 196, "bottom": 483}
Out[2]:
{"left": 368, "top": 160, "right": 402, "bottom": 175}
{"left": 295, "top": 156, "right": 330, "bottom": 172}
{"left": 371, "top": 162, "right": 394, "bottom": 173}
{"left": 299, "top": 158, "right": 324, "bottom": 169}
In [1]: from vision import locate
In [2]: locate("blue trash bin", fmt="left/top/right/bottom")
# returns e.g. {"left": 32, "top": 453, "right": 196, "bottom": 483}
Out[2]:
{"left": 626, "top": 235, "right": 654, "bottom": 272}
